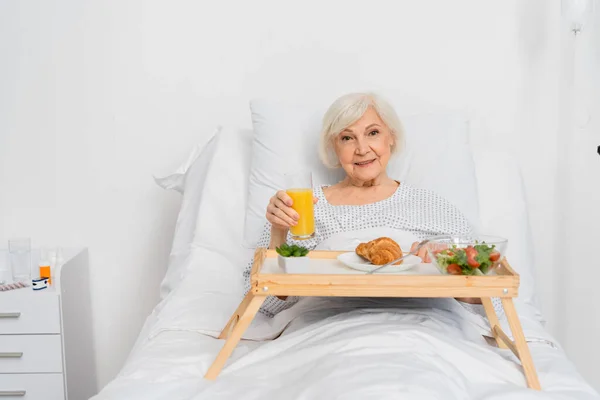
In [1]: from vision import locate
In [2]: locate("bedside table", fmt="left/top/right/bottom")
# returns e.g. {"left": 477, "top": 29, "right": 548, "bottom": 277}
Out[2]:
{"left": 0, "top": 248, "right": 96, "bottom": 400}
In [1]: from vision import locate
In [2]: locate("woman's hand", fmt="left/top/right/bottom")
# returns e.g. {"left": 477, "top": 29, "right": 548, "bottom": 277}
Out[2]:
{"left": 266, "top": 190, "right": 299, "bottom": 232}
{"left": 410, "top": 241, "right": 481, "bottom": 305}
{"left": 266, "top": 191, "right": 319, "bottom": 230}
{"left": 410, "top": 241, "right": 432, "bottom": 263}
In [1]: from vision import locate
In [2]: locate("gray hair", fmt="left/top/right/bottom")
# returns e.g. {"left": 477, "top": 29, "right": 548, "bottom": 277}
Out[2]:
{"left": 318, "top": 92, "right": 405, "bottom": 168}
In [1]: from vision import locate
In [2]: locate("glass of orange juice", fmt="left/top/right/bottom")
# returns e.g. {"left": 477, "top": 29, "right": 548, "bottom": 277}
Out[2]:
{"left": 284, "top": 171, "right": 315, "bottom": 240}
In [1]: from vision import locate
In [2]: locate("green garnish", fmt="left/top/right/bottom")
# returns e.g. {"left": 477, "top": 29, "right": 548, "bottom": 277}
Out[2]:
{"left": 275, "top": 243, "right": 309, "bottom": 257}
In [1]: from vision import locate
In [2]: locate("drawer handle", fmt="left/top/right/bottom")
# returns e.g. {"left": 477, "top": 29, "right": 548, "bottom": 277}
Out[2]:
{"left": 0, "top": 391, "right": 26, "bottom": 397}
{"left": 0, "top": 352, "right": 23, "bottom": 358}
{"left": 0, "top": 312, "right": 21, "bottom": 319}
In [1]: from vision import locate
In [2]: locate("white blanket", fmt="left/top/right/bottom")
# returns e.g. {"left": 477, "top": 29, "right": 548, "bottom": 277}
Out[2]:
{"left": 93, "top": 247, "right": 599, "bottom": 400}
{"left": 94, "top": 304, "right": 598, "bottom": 399}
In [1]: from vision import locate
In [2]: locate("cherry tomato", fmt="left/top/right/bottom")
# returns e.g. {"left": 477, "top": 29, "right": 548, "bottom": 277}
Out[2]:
{"left": 447, "top": 263, "right": 462, "bottom": 275}
{"left": 465, "top": 246, "right": 480, "bottom": 268}
{"left": 489, "top": 251, "right": 501, "bottom": 262}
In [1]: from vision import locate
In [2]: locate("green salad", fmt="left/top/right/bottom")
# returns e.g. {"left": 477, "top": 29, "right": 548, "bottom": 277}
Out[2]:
{"left": 434, "top": 243, "right": 501, "bottom": 275}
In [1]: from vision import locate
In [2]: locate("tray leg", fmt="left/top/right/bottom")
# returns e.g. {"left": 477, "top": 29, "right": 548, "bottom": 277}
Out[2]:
{"left": 218, "top": 291, "right": 254, "bottom": 340}
{"left": 204, "top": 294, "right": 266, "bottom": 380}
{"left": 481, "top": 298, "right": 508, "bottom": 349}
{"left": 501, "top": 298, "right": 541, "bottom": 390}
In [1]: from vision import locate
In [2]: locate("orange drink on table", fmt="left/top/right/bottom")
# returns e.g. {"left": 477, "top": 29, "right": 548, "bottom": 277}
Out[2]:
{"left": 284, "top": 171, "right": 315, "bottom": 240}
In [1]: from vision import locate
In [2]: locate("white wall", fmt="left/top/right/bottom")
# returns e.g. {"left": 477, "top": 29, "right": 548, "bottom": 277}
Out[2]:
{"left": 556, "top": 5, "right": 600, "bottom": 388}
{"left": 0, "top": 0, "right": 597, "bottom": 392}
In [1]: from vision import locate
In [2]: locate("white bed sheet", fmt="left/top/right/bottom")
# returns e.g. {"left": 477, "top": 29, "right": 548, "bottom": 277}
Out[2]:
{"left": 93, "top": 312, "right": 598, "bottom": 400}
{"left": 92, "top": 248, "right": 600, "bottom": 400}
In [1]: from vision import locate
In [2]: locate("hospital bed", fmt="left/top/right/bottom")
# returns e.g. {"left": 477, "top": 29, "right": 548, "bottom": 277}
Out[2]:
{"left": 91, "top": 102, "right": 600, "bottom": 400}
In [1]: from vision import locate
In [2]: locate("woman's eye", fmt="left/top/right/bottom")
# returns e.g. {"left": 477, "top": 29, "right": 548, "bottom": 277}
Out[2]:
{"left": 369, "top": 130, "right": 379, "bottom": 136}
{"left": 341, "top": 136, "right": 352, "bottom": 141}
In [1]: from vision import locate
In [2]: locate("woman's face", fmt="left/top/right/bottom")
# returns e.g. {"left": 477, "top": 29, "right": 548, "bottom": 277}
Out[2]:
{"left": 333, "top": 107, "right": 395, "bottom": 184}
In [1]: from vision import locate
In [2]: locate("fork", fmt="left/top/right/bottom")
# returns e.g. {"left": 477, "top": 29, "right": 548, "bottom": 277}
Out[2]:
{"left": 365, "top": 239, "right": 431, "bottom": 275}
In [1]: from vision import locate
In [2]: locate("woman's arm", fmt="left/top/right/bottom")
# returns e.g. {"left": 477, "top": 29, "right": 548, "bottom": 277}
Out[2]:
{"left": 269, "top": 227, "right": 290, "bottom": 300}
{"left": 410, "top": 242, "right": 482, "bottom": 305}
{"left": 269, "top": 226, "right": 288, "bottom": 250}
{"left": 242, "top": 222, "right": 301, "bottom": 317}
{"left": 255, "top": 191, "right": 319, "bottom": 305}
{"left": 411, "top": 189, "right": 483, "bottom": 305}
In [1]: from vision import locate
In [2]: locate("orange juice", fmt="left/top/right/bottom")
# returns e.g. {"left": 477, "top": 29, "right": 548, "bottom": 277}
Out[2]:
{"left": 286, "top": 188, "right": 315, "bottom": 239}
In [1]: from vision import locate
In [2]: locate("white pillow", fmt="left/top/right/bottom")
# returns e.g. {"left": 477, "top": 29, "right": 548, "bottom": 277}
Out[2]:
{"left": 244, "top": 98, "right": 481, "bottom": 248}
{"left": 154, "top": 126, "right": 253, "bottom": 298}
{"left": 190, "top": 126, "right": 254, "bottom": 259}
{"left": 154, "top": 127, "right": 220, "bottom": 194}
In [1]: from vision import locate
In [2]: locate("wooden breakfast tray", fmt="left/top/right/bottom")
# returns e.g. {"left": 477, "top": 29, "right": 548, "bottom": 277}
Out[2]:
{"left": 204, "top": 249, "right": 541, "bottom": 390}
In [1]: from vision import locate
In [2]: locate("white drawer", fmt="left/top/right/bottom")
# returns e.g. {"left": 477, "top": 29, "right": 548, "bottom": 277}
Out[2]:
{"left": 0, "top": 292, "right": 60, "bottom": 334}
{"left": 0, "top": 335, "right": 63, "bottom": 373}
{"left": 0, "top": 373, "right": 64, "bottom": 400}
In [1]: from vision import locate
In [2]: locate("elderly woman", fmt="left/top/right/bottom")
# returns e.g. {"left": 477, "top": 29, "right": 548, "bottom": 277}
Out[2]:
{"left": 243, "top": 92, "right": 500, "bottom": 320}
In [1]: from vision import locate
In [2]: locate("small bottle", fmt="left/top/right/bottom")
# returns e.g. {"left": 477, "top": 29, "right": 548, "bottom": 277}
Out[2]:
{"left": 55, "top": 248, "right": 64, "bottom": 268}
{"left": 53, "top": 248, "right": 64, "bottom": 284}
{"left": 39, "top": 248, "right": 52, "bottom": 285}
{"left": 49, "top": 249, "right": 57, "bottom": 283}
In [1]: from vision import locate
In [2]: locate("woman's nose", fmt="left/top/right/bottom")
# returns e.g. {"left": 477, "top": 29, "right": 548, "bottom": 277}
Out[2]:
{"left": 355, "top": 139, "right": 370, "bottom": 155}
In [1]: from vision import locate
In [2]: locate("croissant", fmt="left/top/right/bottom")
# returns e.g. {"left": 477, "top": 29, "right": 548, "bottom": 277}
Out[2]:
{"left": 356, "top": 237, "right": 403, "bottom": 265}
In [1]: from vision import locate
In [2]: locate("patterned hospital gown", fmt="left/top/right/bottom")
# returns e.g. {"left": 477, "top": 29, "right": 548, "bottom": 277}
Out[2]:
{"left": 243, "top": 182, "right": 503, "bottom": 319}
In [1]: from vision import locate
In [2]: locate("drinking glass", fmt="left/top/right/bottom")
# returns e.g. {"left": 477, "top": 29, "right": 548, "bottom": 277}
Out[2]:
{"left": 0, "top": 251, "right": 8, "bottom": 285}
{"left": 284, "top": 171, "right": 315, "bottom": 240}
{"left": 9, "top": 238, "right": 31, "bottom": 284}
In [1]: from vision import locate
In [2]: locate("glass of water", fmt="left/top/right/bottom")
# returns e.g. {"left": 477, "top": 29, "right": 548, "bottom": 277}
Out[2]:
{"left": 0, "top": 250, "right": 8, "bottom": 285}
{"left": 9, "top": 238, "right": 31, "bottom": 284}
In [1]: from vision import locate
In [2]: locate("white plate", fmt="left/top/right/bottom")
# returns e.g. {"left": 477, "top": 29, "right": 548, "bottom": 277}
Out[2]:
{"left": 336, "top": 252, "right": 422, "bottom": 273}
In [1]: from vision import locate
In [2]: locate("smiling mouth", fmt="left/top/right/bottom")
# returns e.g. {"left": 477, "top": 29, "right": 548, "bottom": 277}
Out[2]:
{"left": 354, "top": 159, "right": 375, "bottom": 166}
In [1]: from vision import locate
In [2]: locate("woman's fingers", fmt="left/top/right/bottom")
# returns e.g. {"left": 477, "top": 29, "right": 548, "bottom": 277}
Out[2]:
{"left": 410, "top": 242, "right": 418, "bottom": 253}
{"left": 271, "top": 196, "right": 299, "bottom": 220}
{"left": 267, "top": 203, "right": 297, "bottom": 227}
{"left": 266, "top": 190, "right": 301, "bottom": 228}
{"left": 409, "top": 242, "right": 429, "bottom": 262}
{"left": 274, "top": 191, "right": 299, "bottom": 219}
{"left": 429, "top": 243, "right": 449, "bottom": 262}
{"left": 417, "top": 247, "right": 428, "bottom": 261}
{"left": 276, "top": 190, "right": 293, "bottom": 207}
{"left": 269, "top": 214, "right": 294, "bottom": 229}
{"left": 313, "top": 196, "right": 319, "bottom": 204}
{"left": 423, "top": 250, "right": 431, "bottom": 263}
